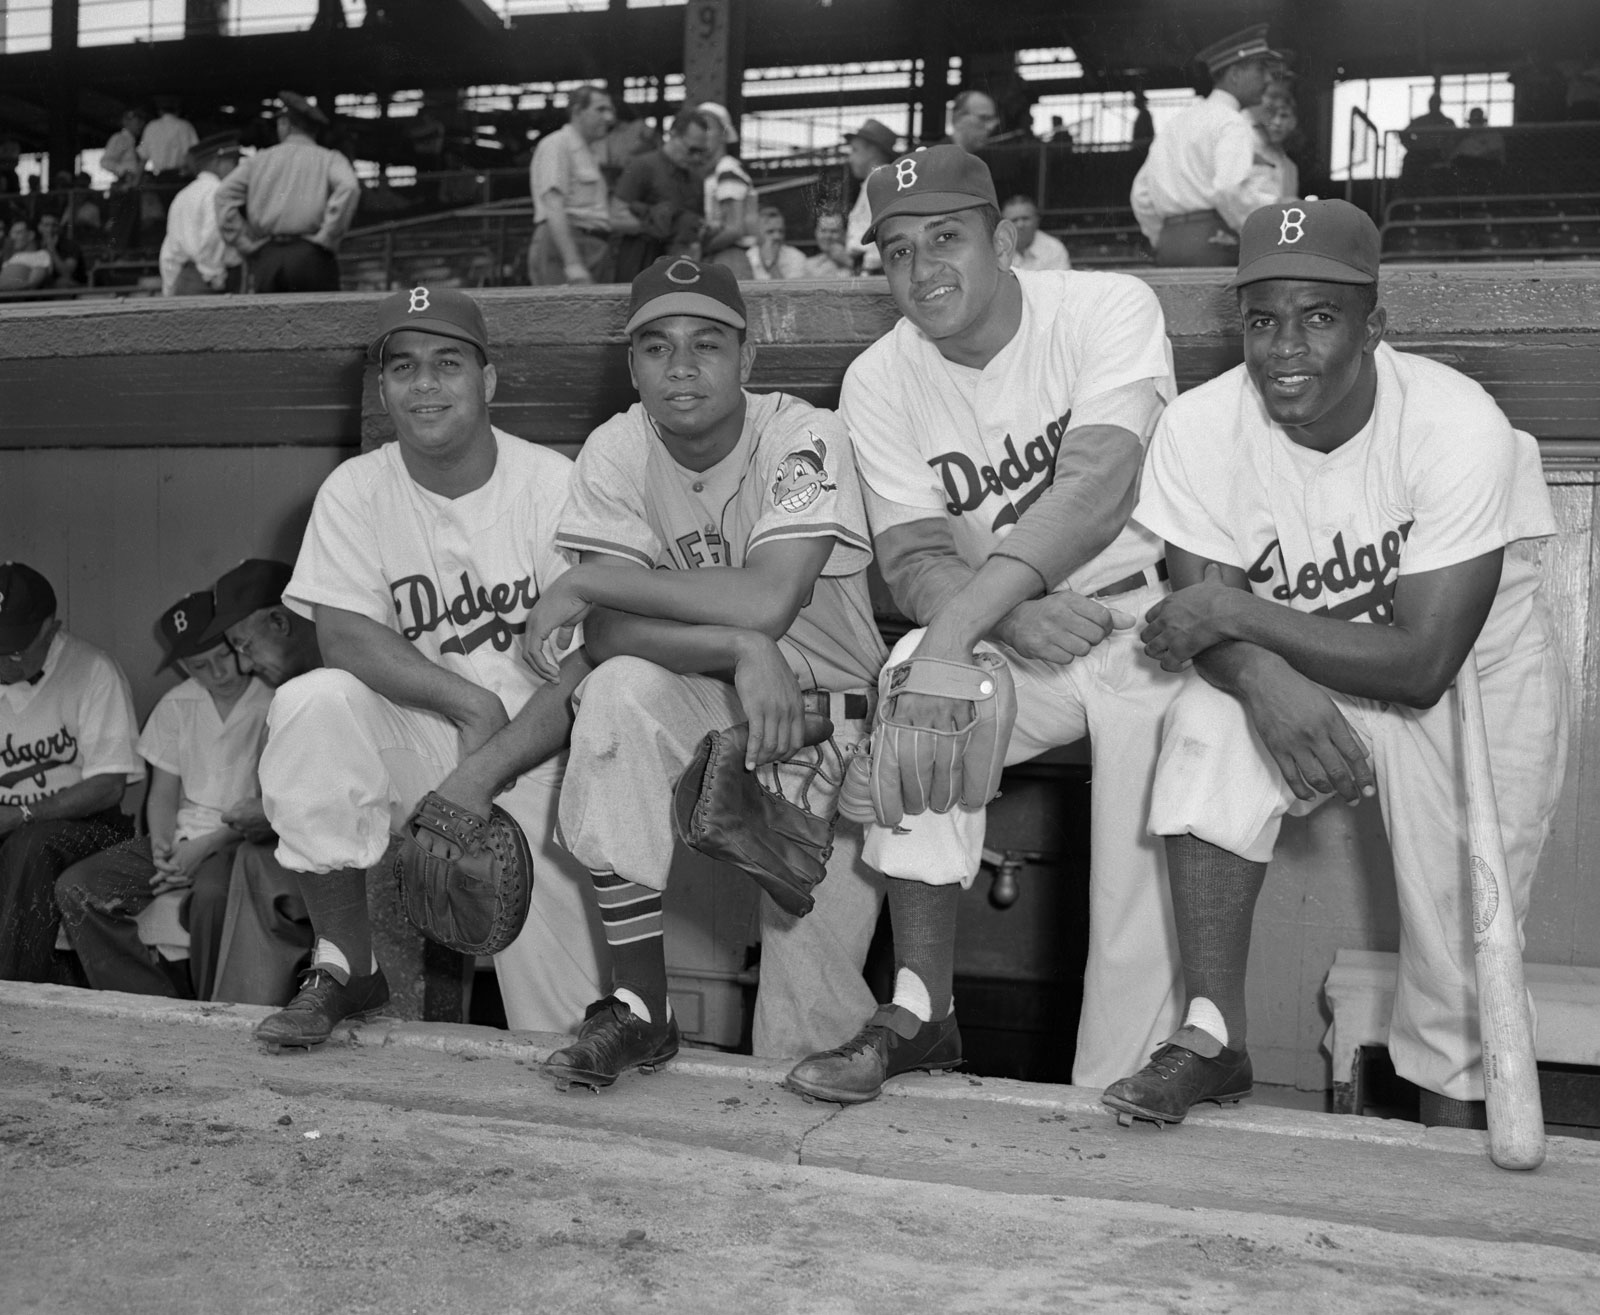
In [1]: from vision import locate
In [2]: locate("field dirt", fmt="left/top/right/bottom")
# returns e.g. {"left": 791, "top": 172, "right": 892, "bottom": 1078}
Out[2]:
{"left": 3, "top": 988, "right": 1598, "bottom": 1314}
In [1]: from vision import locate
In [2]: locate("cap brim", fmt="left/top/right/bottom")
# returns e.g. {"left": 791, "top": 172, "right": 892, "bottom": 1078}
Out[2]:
{"left": 195, "top": 599, "right": 262, "bottom": 648}
{"left": 625, "top": 293, "right": 746, "bottom": 336}
{"left": 369, "top": 320, "right": 488, "bottom": 361}
{"left": 0, "top": 620, "right": 45, "bottom": 654}
{"left": 863, "top": 194, "right": 990, "bottom": 245}
{"left": 1233, "top": 253, "right": 1376, "bottom": 288}
{"left": 159, "top": 631, "right": 228, "bottom": 670}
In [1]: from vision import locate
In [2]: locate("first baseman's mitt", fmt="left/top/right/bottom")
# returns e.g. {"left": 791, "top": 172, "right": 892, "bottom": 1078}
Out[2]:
{"left": 672, "top": 719, "right": 840, "bottom": 919}
{"left": 394, "top": 792, "right": 533, "bottom": 956}
{"left": 869, "top": 652, "right": 1017, "bottom": 828}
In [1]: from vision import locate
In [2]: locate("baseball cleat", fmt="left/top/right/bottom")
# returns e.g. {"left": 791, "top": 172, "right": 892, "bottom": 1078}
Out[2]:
{"left": 1100, "top": 1025, "right": 1252, "bottom": 1127}
{"left": 255, "top": 966, "right": 391, "bottom": 1051}
{"left": 541, "top": 996, "right": 680, "bottom": 1092}
{"left": 784, "top": 1005, "right": 962, "bottom": 1105}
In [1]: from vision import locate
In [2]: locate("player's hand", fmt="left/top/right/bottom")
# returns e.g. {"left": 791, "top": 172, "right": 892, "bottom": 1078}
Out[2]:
{"left": 732, "top": 633, "right": 806, "bottom": 769}
{"left": 524, "top": 576, "right": 590, "bottom": 682}
{"left": 1237, "top": 658, "right": 1377, "bottom": 805}
{"left": 1140, "top": 563, "right": 1244, "bottom": 670}
{"left": 992, "top": 590, "right": 1132, "bottom": 665}
{"left": 221, "top": 798, "right": 275, "bottom": 845}
{"left": 457, "top": 691, "right": 510, "bottom": 759}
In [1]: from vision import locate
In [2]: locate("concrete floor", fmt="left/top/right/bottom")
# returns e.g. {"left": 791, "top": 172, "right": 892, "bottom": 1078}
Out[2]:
{"left": 3, "top": 982, "right": 1597, "bottom": 1314}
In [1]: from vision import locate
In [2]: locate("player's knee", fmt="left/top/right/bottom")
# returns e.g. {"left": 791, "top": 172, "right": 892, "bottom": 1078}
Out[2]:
{"left": 266, "top": 667, "right": 374, "bottom": 736}
{"left": 575, "top": 655, "right": 681, "bottom": 732}
{"left": 54, "top": 867, "right": 90, "bottom": 922}
{"left": 1160, "top": 675, "right": 1251, "bottom": 751}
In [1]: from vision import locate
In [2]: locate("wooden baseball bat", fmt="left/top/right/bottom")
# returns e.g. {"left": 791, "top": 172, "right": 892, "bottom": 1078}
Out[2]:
{"left": 1457, "top": 652, "right": 1544, "bottom": 1170}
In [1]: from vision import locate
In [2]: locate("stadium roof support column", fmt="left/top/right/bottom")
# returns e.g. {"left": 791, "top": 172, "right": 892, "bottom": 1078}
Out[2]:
{"left": 47, "top": 0, "right": 77, "bottom": 184}
{"left": 916, "top": 0, "right": 953, "bottom": 146}
{"left": 683, "top": 0, "right": 746, "bottom": 124}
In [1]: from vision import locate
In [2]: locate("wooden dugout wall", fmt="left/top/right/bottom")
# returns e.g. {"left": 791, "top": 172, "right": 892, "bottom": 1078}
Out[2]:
{"left": 1, "top": 266, "right": 1597, "bottom": 1082}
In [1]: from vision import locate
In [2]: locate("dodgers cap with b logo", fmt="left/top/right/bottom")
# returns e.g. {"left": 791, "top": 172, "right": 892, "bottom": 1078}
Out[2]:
{"left": 197, "top": 558, "right": 293, "bottom": 647}
{"left": 158, "top": 589, "right": 226, "bottom": 668}
{"left": 1233, "top": 199, "right": 1380, "bottom": 288}
{"left": 368, "top": 285, "right": 490, "bottom": 361}
{"left": 624, "top": 256, "right": 747, "bottom": 335}
{"left": 862, "top": 144, "right": 999, "bottom": 244}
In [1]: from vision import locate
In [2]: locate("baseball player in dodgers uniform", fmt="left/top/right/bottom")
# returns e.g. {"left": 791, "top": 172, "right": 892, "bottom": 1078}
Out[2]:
{"left": 785, "top": 146, "right": 1189, "bottom": 1105}
{"left": 252, "top": 286, "right": 606, "bottom": 1048}
{"left": 1101, "top": 200, "right": 1567, "bottom": 1130}
{"left": 523, "top": 256, "right": 888, "bottom": 1088}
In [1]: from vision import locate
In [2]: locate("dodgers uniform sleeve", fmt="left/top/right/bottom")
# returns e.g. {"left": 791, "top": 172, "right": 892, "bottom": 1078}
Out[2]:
{"left": 839, "top": 346, "right": 948, "bottom": 531}
{"left": 1134, "top": 403, "right": 1251, "bottom": 569}
{"left": 284, "top": 463, "right": 393, "bottom": 624}
{"left": 1065, "top": 274, "right": 1176, "bottom": 406}
{"left": 748, "top": 400, "right": 873, "bottom": 576}
{"left": 75, "top": 652, "right": 145, "bottom": 783}
{"left": 1399, "top": 402, "right": 1557, "bottom": 576}
{"left": 135, "top": 686, "right": 187, "bottom": 778}
{"left": 555, "top": 420, "right": 663, "bottom": 567}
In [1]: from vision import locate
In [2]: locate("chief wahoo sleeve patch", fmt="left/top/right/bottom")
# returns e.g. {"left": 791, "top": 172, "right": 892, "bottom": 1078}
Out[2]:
{"left": 771, "top": 433, "right": 838, "bottom": 513}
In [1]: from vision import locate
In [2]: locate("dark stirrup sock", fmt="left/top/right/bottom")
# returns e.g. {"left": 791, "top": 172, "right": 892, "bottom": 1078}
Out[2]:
{"left": 298, "top": 865, "right": 374, "bottom": 985}
{"left": 1418, "top": 1091, "right": 1490, "bottom": 1130}
{"left": 886, "top": 879, "right": 961, "bottom": 1022}
{"left": 1165, "top": 833, "right": 1268, "bottom": 1048}
{"left": 592, "top": 872, "right": 669, "bottom": 1023}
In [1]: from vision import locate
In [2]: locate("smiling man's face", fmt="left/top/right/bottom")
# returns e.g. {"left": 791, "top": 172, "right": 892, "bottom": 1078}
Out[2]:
{"left": 877, "top": 208, "right": 1008, "bottom": 345}
{"left": 379, "top": 329, "right": 497, "bottom": 462}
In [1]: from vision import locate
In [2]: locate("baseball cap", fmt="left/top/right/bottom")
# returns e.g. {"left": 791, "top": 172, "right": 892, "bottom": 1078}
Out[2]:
{"left": 368, "top": 285, "right": 490, "bottom": 362}
{"left": 1196, "top": 24, "right": 1284, "bottom": 77}
{"left": 198, "top": 559, "right": 293, "bottom": 646}
{"left": 191, "top": 130, "right": 241, "bottom": 163}
{"left": 624, "top": 256, "right": 746, "bottom": 335}
{"left": 844, "top": 118, "right": 898, "bottom": 158}
{"left": 0, "top": 561, "right": 56, "bottom": 654}
{"left": 158, "top": 590, "right": 226, "bottom": 668}
{"left": 696, "top": 102, "right": 737, "bottom": 143}
{"left": 862, "top": 144, "right": 999, "bottom": 244}
{"left": 276, "top": 90, "right": 329, "bottom": 127}
{"left": 1233, "top": 199, "right": 1380, "bottom": 288}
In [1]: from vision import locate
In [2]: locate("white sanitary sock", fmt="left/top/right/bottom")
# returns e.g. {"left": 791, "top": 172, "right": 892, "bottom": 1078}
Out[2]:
{"left": 1184, "top": 996, "right": 1230, "bottom": 1048}
{"left": 891, "top": 967, "right": 933, "bottom": 1023}
{"left": 312, "top": 938, "right": 350, "bottom": 980}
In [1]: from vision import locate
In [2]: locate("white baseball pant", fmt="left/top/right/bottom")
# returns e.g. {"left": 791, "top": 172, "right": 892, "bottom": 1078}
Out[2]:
{"left": 862, "top": 581, "right": 1188, "bottom": 1088}
{"left": 258, "top": 667, "right": 607, "bottom": 1036}
{"left": 1149, "top": 624, "right": 1568, "bottom": 1101}
{"left": 557, "top": 655, "right": 885, "bottom": 1060}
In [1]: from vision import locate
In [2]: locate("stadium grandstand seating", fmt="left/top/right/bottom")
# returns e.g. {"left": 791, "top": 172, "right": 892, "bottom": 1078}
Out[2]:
{"left": 1382, "top": 193, "right": 1600, "bottom": 262}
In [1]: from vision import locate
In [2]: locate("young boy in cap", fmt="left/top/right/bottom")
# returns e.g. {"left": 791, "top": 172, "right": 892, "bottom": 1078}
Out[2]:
{"left": 0, "top": 562, "right": 143, "bottom": 982}
{"left": 523, "top": 255, "right": 887, "bottom": 1088}
{"left": 1102, "top": 199, "right": 1567, "bottom": 1130}
{"left": 56, "top": 590, "right": 272, "bottom": 997}
{"left": 783, "top": 144, "right": 1188, "bottom": 1105}
{"left": 252, "top": 285, "right": 606, "bottom": 1047}
{"left": 1130, "top": 24, "right": 1285, "bottom": 265}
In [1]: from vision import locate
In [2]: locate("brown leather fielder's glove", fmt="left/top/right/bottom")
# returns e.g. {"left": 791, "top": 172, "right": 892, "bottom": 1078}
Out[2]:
{"left": 393, "top": 792, "right": 533, "bottom": 956}
{"left": 869, "top": 652, "right": 1017, "bottom": 828}
{"left": 672, "top": 717, "right": 840, "bottom": 918}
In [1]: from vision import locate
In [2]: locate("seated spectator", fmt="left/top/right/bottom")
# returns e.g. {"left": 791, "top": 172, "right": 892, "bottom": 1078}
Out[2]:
{"left": 1452, "top": 108, "right": 1506, "bottom": 188}
{"left": 0, "top": 562, "right": 142, "bottom": 983}
{"left": 611, "top": 107, "right": 710, "bottom": 284}
{"left": 1002, "top": 196, "right": 1071, "bottom": 271}
{"left": 56, "top": 591, "right": 273, "bottom": 999}
{"left": 803, "top": 212, "right": 855, "bottom": 278}
{"left": 36, "top": 214, "right": 85, "bottom": 289}
{"left": 748, "top": 205, "right": 809, "bottom": 280}
{"left": 0, "top": 220, "right": 53, "bottom": 292}
{"left": 71, "top": 174, "right": 104, "bottom": 236}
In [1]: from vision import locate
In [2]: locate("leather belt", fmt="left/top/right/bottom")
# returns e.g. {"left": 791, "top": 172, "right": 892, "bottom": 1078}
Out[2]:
{"left": 1091, "top": 559, "right": 1169, "bottom": 599}
{"left": 802, "top": 689, "right": 877, "bottom": 723}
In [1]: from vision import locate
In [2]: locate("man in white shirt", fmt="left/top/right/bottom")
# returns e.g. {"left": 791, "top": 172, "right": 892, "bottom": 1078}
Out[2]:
{"left": 139, "top": 98, "right": 199, "bottom": 182}
{"left": 1130, "top": 25, "right": 1284, "bottom": 265}
{"left": 527, "top": 86, "right": 618, "bottom": 285}
{"left": 1003, "top": 196, "right": 1071, "bottom": 271}
{"left": 0, "top": 563, "right": 143, "bottom": 983}
{"left": 843, "top": 118, "right": 898, "bottom": 274}
{"left": 160, "top": 132, "right": 244, "bottom": 296}
{"left": 696, "top": 101, "right": 757, "bottom": 279}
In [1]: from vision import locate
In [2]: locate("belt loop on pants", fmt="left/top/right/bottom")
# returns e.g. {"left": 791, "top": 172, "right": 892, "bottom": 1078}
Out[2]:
{"left": 801, "top": 689, "right": 878, "bottom": 724}
{"left": 1090, "top": 559, "right": 1169, "bottom": 600}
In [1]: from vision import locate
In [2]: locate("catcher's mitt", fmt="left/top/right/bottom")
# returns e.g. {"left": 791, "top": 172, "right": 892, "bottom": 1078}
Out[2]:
{"left": 672, "top": 718, "right": 841, "bottom": 918}
{"left": 869, "top": 652, "right": 1017, "bottom": 828}
{"left": 394, "top": 791, "right": 533, "bottom": 956}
